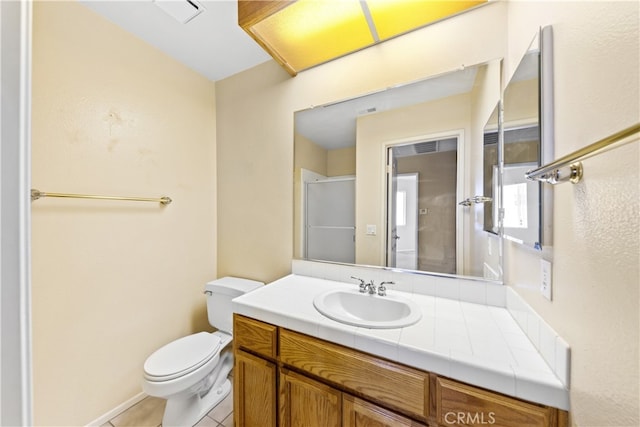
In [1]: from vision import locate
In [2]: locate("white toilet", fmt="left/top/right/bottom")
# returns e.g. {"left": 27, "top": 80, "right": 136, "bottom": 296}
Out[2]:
{"left": 142, "top": 277, "right": 263, "bottom": 427}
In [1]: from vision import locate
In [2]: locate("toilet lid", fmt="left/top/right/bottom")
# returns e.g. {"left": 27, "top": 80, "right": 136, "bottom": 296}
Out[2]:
{"left": 144, "top": 332, "right": 221, "bottom": 381}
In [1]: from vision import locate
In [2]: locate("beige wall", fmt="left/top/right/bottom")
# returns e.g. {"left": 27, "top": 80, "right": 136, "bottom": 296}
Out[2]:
{"left": 217, "top": 1, "right": 638, "bottom": 426}
{"left": 327, "top": 147, "right": 356, "bottom": 177}
{"left": 504, "top": 78, "right": 538, "bottom": 125}
{"left": 504, "top": 2, "right": 639, "bottom": 426}
{"left": 293, "top": 135, "right": 355, "bottom": 177}
{"left": 31, "top": 2, "right": 217, "bottom": 425}
{"left": 294, "top": 133, "right": 328, "bottom": 176}
{"left": 293, "top": 135, "right": 356, "bottom": 178}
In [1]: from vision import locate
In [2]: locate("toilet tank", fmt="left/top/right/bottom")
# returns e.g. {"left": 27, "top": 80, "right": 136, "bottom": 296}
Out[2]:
{"left": 205, "top": 277, "right": 263, "bottom": 334}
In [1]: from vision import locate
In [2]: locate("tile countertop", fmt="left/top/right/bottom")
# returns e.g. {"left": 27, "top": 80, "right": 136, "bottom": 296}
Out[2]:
{"left": 232, "top": 274, "right": 569, "bottom": 411}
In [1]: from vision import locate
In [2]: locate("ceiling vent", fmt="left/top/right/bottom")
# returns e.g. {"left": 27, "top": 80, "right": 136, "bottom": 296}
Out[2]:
{"left": 154, "top": 0, "right": 203, "bottom": 24}
{"left": 484, "top": 132, "right": 499, "bottom": 146}
{"left": 414, "top": 141, "right": 438, "bottom": 154}
{"left": 392, "top": 138, "right": 458, "bottom": 157}
{"left": 357, "top": 107, "right": 378, "bottom": 116}
{"left": 393, "top": 141, "right": 437, "bottom": 157}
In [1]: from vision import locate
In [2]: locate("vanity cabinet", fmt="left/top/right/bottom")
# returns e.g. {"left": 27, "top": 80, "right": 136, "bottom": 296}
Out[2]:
{"left": 233, "top": 314, "right": 567, "bottom": 427}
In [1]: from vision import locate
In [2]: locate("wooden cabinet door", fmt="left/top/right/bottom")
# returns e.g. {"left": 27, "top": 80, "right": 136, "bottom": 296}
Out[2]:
{"left": 280, "top": 368, "right": 342, "bottom": 427}
{"left": 343, "top": 394, "right": 427, "bottom": 427}
{"left": 234, "top": 350, "right": 277, "bottom": 427}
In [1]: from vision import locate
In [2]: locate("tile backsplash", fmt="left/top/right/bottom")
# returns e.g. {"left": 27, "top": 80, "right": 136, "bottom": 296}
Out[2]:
{"left": 291, "top": 259, "right": 506, "bottom": 306}
{"left": 505, "top": 287, "right": 571, "bottom": 388}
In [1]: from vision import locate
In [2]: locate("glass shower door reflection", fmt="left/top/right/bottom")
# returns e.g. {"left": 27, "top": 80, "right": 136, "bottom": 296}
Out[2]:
{"left": 305, "top": 177, "right": 355, "bottom": 264}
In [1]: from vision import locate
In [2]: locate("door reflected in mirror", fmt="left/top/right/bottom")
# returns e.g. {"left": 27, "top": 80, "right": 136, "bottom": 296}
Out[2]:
{"left": 294, "top": 60, "right": 502, "bottom": 282}
{"left": 386, "top": 137, "right": 459, "bottom": 275}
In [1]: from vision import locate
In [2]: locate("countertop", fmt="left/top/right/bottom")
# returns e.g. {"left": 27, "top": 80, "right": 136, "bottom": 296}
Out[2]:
{"left": 232, "top": 274, "right": 569, "bottom": 410}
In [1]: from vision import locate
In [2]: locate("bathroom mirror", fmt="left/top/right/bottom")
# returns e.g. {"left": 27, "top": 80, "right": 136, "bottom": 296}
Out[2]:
{"left": 501, "top": 26, "right": 554, "bottom": 249}
{"left": 294, "top": 60, "right": 503, "bottom": 282}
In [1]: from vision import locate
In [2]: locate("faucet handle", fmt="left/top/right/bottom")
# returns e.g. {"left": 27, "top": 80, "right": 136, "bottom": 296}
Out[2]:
{"left": 377, "top": 281, "right": 395, "bottom": 296}
{"left": 351, "top": 276, "right": 367, "bottom": 293}
{"left": 366, "top": 280, "right": 377, "bottom": 294}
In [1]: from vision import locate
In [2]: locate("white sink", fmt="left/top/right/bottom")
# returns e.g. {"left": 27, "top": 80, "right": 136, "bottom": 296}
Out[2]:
{"left": 313, "top": 289, "right": 422, "bottom": 329}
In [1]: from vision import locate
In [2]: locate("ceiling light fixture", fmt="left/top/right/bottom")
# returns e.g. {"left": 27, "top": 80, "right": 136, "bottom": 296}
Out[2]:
{"left": 238, "top": 0, "right": 488, "bottom": 76}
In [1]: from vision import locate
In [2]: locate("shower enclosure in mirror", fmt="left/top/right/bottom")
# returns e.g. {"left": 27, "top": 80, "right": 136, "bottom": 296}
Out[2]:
{"left": 502, "top": 26, "right": 554, "bottom": 249}
{"left": 294, "top": 60, "right": 503, "bottom": 282}
{"left": 304, "top": 176, "right": 355, "bottom": 264}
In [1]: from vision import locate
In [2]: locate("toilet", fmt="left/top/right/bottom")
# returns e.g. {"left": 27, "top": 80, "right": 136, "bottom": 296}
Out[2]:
{"left": 142, "top": 277, "right": 263, "bottom": 427}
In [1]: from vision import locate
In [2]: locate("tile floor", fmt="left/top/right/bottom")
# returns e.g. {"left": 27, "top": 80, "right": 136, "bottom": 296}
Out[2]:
{"left": 101, "top": 378, "right": 234, "bottom": 427}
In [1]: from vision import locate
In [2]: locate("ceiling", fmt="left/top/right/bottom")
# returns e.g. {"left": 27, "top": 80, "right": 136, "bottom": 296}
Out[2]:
{"left": 78, "top": 0, "right": 272, "bottom": 81}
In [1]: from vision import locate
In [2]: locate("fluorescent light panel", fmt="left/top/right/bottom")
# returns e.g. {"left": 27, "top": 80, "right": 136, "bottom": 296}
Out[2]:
{"left": 240, "top": 0, "right": 488, "bottom": 76}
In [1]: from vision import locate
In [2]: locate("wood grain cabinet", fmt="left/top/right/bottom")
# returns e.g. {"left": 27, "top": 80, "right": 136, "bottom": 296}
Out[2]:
{"left": 280, "top": 368, "right": 342, "bottom": 427}
{"left": 435, "top": 377, "right": 563, "bottom": 427}
{"left": 233, "top": 314, "right": 567, "bottom": 427}
{"left": 279, "top": 328, "right": 429, "bottom": 421}
{"left": 234, "top": 350, "right": 277, "bottom": 427}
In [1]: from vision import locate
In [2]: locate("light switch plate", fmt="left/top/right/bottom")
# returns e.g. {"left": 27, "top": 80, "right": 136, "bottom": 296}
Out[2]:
{"left": 541, "top": 259, "right": 552, "bottom": 300}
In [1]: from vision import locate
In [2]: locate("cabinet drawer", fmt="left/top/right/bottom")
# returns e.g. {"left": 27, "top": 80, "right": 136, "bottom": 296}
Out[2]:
{"left": 436, "top": 377, "right": 558, "bottom": 427}
{"left": 233, "top": 314, "right": 277, "bottom": 359}
{"left": 279, "top": 328, "right": 428, "bottom": 420}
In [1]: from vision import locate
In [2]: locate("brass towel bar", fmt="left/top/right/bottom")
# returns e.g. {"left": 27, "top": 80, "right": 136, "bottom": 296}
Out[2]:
{"left": 525, "top": 123, "right": 640, "bottom": 184}
{"left": 31, "top": 189, "right": 172, "bottom": 205}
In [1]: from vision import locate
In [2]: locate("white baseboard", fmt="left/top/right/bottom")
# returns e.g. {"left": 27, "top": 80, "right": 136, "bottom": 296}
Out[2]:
{"left": 85, "top": 391, "right": 148, "bottom": 427}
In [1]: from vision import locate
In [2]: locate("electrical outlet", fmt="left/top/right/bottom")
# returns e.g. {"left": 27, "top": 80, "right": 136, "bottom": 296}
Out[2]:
{"left": 541, "top": 259, "right": 552, "bottom": 300}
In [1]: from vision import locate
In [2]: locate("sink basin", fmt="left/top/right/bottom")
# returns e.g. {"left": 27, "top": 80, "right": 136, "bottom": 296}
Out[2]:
{"left": 313, "top": 289, "right": 422, "bottom": 329}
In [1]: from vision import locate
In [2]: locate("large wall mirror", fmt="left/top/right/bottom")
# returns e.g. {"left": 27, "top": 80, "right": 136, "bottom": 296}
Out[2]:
{"left": 293, "top": 60, "right": 503, "bottom": 283}
{"left": 502, "top": 26, "right": 554, "bottom": 249}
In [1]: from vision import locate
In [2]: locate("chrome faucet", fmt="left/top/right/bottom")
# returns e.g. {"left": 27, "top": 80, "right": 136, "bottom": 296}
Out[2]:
{"left": 352, "top": 276, "right": 376, "bottom": 294}
{"left": 364, "top": 280, "right": 376, "bottom": 295}
{"left": 351, "top": 276, "right": 367, "bottom": 293}
{"left": 377, "top": 281, "right": 395, "bottom": 296}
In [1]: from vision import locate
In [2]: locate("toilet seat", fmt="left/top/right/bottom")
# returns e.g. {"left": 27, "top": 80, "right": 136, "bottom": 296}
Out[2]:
{"left": 144, "top": 332, "right": 221, "bottom": 382}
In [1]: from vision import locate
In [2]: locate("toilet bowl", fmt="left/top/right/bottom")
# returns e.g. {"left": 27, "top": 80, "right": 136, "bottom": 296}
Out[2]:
{"left": 142, "top": 277, "right": 263, "bottom": 427}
